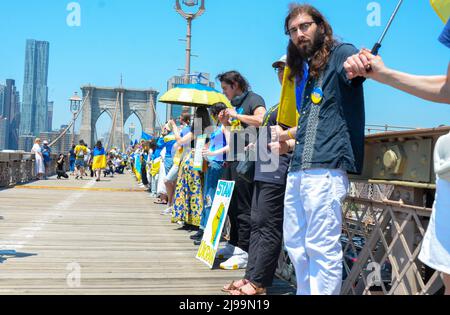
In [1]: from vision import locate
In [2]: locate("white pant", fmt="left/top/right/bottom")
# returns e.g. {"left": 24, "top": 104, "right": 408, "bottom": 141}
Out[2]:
{"left": 284, "top": 169, "right": 349, "bottom": 295}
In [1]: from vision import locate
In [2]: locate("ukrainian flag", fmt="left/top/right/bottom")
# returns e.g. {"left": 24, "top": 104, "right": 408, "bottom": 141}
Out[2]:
{"left": 150, "top": 157, "right": 161, "bottom": 177}
{"left": 276, "top": 66, "right": 300, "bottom": 128}
{"left": 141, "top": 132, "right": 153, "bottom": 141}
{"left": 134, "top": 154, "right": 142, "bottom": 182}
{"left": 92, "top": 147, "right": 107, "bottom": 170}
{"left": 431, "top": 0, "right": 450, "bottom": 23}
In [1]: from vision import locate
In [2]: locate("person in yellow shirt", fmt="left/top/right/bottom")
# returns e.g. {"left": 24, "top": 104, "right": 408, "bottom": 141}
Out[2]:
{"left": 74, "top": 140, "right": 88, "bottom": 180}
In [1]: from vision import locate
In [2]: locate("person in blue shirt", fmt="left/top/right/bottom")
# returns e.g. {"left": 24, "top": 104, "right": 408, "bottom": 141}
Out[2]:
{"left": 68, "top": 144, "right": 76, "bottom": 175}
{"left": 162, "top": 113, "right": 192, "bottom": 216}
{"left": 190, "top": 103, "right": 230, "bottom": 244}
{"left": 152, "top": 125, "right": 170, "bottom": 203}
{"left": 41, "top": 140, "right": 52, "bottom": 180}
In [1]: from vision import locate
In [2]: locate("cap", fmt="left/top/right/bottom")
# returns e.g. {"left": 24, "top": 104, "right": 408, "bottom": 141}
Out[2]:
{"left": 272, "top": 54, "right": 287, "bottom": 68}
{"left": 43, "top": 140, "right": 49, "bottom": 145}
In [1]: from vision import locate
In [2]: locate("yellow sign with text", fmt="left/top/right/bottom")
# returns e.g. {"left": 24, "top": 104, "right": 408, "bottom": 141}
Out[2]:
{"left": 196, "top": 180, "right": 235, "bottom": 268}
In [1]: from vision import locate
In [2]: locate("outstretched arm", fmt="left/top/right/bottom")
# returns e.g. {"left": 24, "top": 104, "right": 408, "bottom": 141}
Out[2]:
{"left": 345, "top": 49, "right": 450, "bottom": 104}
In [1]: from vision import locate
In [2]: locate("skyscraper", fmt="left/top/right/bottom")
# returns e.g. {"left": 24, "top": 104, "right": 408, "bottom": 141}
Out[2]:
{"left": 0, "top": 116, "right": 7, "bottom": 150}
{"left": 47, "top": 101, "right": 54, "bottom": 132}
{"left": 20, "top": 39, "right": 50, "bottom": 137}
{"left": 0, "top": 84, "right": 5, "bottom": 115}
{"left": 0, "top": 79, "right": 20, "bottom": 149}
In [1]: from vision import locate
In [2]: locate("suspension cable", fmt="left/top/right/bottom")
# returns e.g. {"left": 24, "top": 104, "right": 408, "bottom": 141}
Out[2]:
{"left": 48, "top": 90, "right": 91, "bottom": 148}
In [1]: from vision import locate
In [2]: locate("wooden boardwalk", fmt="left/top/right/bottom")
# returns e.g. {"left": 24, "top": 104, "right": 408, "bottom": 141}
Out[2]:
{"left": 0, "top": 172, "right": 293, "bottom": 295}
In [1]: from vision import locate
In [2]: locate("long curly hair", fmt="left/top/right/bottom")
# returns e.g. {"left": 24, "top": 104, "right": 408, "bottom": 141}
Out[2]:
{"left": 285, "top": 4, "right": 336, "bottom": 81}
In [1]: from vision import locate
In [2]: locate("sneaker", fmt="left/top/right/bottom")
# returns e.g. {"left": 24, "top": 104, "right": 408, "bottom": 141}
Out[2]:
{"left": 219, "top": 248, "right": 248, "bottom": 270}
{"left": 217, "top": 243, "right": 236, "bottom": 260}
{"left": 160, "top": 206, "right": 173, "bottom": 216}
{"left": 190, "top": 230, "right": 204, "bottom": 241}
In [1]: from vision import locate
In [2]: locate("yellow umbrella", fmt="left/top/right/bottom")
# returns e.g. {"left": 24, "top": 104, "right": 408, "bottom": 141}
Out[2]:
{"left": 159, "top": 84, "right": 232, "bottom": 108}
{"left": 430, "top": 0, "right": 450, "bottom": 23}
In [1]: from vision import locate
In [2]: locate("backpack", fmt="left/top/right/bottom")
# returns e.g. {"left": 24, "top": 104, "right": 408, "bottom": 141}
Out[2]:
{"left": 76, "top": 148, "right": 85, "bottom": 159}
{"left": 42, "top": 147, "right": 51, "bottom": 161}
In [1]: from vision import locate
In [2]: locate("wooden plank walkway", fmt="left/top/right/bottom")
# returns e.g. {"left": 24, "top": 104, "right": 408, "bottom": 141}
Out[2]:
{"left": 0, "top": 172, "right": 294, "bottom": 295}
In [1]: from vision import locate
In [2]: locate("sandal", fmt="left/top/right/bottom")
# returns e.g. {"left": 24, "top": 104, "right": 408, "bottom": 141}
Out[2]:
{"left": 229, "top": 282, "right": 267, "bottom": 296}
{"left": 153, "top": 199, "right": 168, "bottom": 205}
{"left": 221, "top": 279, "right": 249, "bottom": 293}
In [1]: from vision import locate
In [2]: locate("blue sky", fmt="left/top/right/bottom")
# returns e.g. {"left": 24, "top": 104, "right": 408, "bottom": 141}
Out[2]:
{"left": 0, "top": 0, "right": 449, "bottom": 138}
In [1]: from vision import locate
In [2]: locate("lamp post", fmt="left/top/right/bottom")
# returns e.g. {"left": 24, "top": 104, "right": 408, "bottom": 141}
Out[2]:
{"left": 129, "top": 122, "right": 136, "bottom": 143}
{"left": 69, "top": 92, "right": 82, "bottom": 147}
{"left": 175, "top": 0, "right": 205, "bottom": 115}
{"left": 175, "top": 0, "right": 205, "bottom": 85}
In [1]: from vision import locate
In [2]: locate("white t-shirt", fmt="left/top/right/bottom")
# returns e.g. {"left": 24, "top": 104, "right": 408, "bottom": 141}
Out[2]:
{"left": 84, "top": 148, "right": 91, "bottom": 162}
{"left": 434, "top": 132, "right": 450, "bottom": 182}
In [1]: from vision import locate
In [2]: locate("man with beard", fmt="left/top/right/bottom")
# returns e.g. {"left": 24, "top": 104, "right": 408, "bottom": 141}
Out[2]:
{"left": 216, "top": 71, "right": 266, "bottom": 270}
{"left": 271, "top": 4, "right": 365, "bottom": 295}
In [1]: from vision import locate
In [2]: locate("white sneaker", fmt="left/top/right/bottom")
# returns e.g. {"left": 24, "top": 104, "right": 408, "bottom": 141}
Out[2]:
{"left": 219, "top": 248, "right": 248, "bottom": 270}
{"left": 217, "top": 243, "right": 236, "bottom": 260}
{"left": 161, "top": 206, "right": 173, "bottom": 215}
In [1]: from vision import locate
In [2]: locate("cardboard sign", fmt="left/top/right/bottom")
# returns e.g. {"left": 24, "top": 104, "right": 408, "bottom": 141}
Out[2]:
{"left": 193, "top": 134, "right": 207, "bottom": 171}
{"left": 196, "top": 180, "right": 235, "bottom": 268}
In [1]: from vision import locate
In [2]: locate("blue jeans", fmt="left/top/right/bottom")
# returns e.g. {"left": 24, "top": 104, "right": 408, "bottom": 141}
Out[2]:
{"left": 69, "top": 158, "right": 75, "bottom": 172}
{"left": 151, "top": 174, "right": 159, "bottom": 194}
{"left": 200, "top": 160, "right": 224, "bottom": 230}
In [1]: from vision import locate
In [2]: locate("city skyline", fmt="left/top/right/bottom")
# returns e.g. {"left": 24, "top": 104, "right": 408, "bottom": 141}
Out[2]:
{"left": 0, "top": 0, "right": 449, "bottom": 145}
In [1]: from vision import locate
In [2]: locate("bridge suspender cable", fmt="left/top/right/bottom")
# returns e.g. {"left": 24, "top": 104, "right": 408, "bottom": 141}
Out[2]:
{"left": 48, "top": 90, "right": 91, "bottom": 148}
{"left": 107, "top": 92, "right": 120, "bottom": 151}
{"left": 120, "top": 91, "right": 125, "bottom": 153}
{"left": 149, "top": 95, "right": 164, "bottom": 135}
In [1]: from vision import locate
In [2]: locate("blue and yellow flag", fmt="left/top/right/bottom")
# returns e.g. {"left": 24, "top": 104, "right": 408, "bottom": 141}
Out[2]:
{"left": 141, "top": 132, "right": 153, "bottom": 141}
{"left": 431, "top": 0, "right": 450, "bottom": 23}
{"left": 276, "top": 66, "right": 300, "bottom": 128}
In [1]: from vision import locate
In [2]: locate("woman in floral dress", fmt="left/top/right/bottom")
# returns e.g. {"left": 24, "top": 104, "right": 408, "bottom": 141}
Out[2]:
{"left": 169, "top": 106, "right": 212, "bottom": 229}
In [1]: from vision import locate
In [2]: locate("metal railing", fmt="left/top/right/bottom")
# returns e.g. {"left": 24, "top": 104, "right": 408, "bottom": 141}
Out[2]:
{"left": 365, "top": 124, "right": 418, "bottom": 135}
{"left": 274, "top": 181, "right": 444, "bottom": 295}
{"left": 341, "top": 182, "right": 443, "bottom": 295}
{"left": 0, "top": 152, "right": 60, "bottom": 188}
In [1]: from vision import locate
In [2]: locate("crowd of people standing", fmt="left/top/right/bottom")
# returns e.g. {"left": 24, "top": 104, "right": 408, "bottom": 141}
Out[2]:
{"left": 129, "top": 3, "right": 450, "bottom": 296}
{"left": 31, "top": 138, "right": 128, "bottom": 182}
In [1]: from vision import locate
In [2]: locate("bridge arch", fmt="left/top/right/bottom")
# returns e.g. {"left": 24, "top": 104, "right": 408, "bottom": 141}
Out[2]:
{"left": 79, "top": 86, "right": 159, "bottom": 152}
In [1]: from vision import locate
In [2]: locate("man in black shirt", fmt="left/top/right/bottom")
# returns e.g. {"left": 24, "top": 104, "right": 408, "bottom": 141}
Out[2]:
{"left": 272, "top": 4, "right": 365, "bottom": 295}
{"left": 216, "top": 71, "right": 266, "bottom": 270}
{"left": 225, "top": 56, "right": 293, "bottom": 295}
